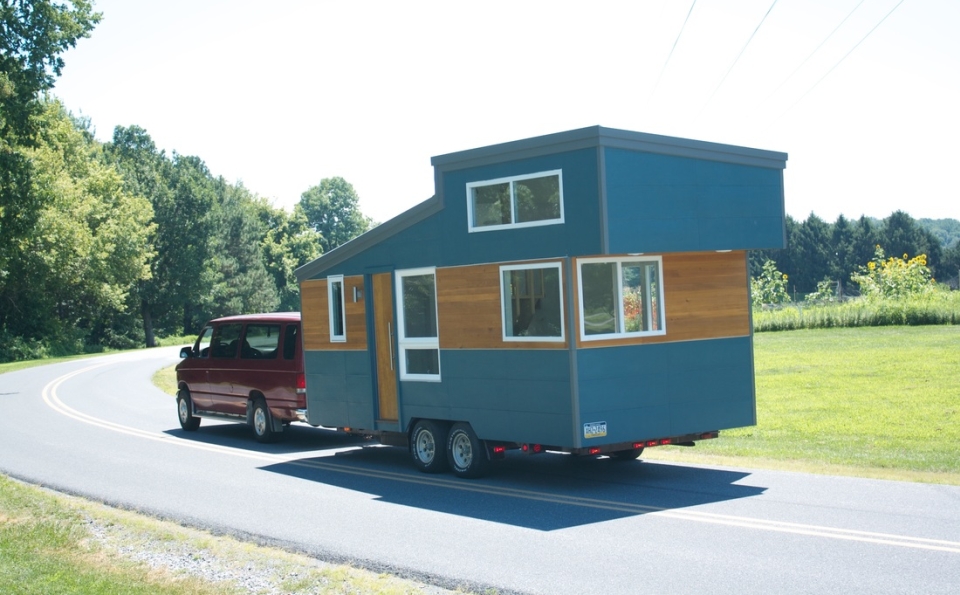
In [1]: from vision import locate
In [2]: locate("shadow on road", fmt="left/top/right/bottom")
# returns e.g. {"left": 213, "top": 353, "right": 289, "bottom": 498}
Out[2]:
{"left": 162, "top": 423, "right": 369, "bottom": 455}
{"left": 259, "top": 446, "right": 767, "bottom": 531}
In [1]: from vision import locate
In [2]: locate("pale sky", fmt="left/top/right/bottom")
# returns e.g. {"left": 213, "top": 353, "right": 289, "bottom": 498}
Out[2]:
{"left": 53, "top": 0, "right": 959, "bottom": 225}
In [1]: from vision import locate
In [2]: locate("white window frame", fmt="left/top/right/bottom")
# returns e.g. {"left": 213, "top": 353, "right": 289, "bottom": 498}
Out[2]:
{"left": 577, "top": 255, "right": 666, "bottom": 342}
{"left": 327, "top": 275, "right": 346, "bottom": 343}
{"left": 466, "top": 169, "right": 564, "bottom": 232}
{"left": 395, "top": 267, "right": 441, "bottom": 382}
{"left": 499, "top": 262, "right": 566, "bottom": 343}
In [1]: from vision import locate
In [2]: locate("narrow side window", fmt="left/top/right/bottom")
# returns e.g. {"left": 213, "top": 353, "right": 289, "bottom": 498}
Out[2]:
{"left": 396, "top": 268, "right": 440, "bottom": 381}
{"left": 328, "top": 275, "right": 346, "bottom": 342}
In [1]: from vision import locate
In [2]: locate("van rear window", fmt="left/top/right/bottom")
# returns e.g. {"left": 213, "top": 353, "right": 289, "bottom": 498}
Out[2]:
{"left": 283, "top": 324, "right": 299, "bottom": 360}
{"left": 241, "top": 324, "right": 281, "bottom": 359}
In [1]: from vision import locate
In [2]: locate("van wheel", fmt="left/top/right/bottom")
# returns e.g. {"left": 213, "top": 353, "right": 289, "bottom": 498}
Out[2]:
{"left": 251, "top": 399, "right": 277, "bottom": 443}
{"left": 177, "top": 390, "right": 200, "bottom": 431}
{"left": 447, "top": 422, "right": 489, "bottom": 479}
{"left": 609, "top": 447, "right": 644, "bottom": 461}
{"left": 410, "top": 419, "right": 449, "bottom": 473}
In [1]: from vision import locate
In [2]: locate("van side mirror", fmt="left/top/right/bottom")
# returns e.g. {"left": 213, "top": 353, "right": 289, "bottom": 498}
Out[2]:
{"left": 180, "top": 346, "right": 193, "bottom": 359}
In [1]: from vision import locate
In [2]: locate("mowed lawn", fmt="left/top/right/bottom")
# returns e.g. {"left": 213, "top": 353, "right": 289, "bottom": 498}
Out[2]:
{"left": 646, "top": 325, "right": 960, "bottom": 483}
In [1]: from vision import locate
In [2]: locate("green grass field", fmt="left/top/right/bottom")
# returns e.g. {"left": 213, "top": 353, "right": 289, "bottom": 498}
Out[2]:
{"left": 646, "top": 325, "right": 960, "bottom": 483}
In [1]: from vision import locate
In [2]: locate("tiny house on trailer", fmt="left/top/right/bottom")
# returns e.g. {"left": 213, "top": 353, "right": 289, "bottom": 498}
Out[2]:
{"left": 295, "top": 126, "right": 787, "bottom": 478}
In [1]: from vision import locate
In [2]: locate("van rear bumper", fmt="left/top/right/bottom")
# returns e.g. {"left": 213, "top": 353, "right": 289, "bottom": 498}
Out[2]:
{"left": 295, "top": 408, "right": 309, "bottom": 423}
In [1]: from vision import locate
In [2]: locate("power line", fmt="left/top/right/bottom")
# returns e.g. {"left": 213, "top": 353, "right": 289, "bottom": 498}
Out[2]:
{"left": 778, "top": 0, "right": 906, "bottom": 119}
{"left": 766, "top": 0, "right": 868, "bottom": 101}
{"left": 651, "top": 0, "right": 698, "bottom": 98}
{"left": 699, "top": 0, "right": 780, "bottom": 115}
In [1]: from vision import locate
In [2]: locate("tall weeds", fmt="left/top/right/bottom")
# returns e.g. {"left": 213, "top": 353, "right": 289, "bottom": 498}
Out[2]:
{"left": 754, "top": 292, "right": 960, "bottom": 332}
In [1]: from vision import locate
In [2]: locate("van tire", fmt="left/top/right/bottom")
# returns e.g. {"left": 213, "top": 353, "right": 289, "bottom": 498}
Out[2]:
{"left": 177, "top": 390, "right": 201, "bottom": 431}
{"left": 410, "top": 419, "right": 449, "bottom": 473}
{"left": 447, "top": 422, "right": 489, "bottom": 479}
{"left": 251, "top": 399, "right": 277, "bottom": 443}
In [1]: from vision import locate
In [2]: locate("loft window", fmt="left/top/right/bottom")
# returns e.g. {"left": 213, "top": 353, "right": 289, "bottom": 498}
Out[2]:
{"left": 500, "top": 262, "right": 564, "bottom": 342}
{"left": 396, "top": 268, "right": 440, "bottom": 381}
{"left": 467, "top": 170, "right": 563, "bottom": 231}
{"left": 328, "top": 275, "right": 346, "bottom": 342}
{"left": 578, "top": 256, "right": 665, "bottom": 341}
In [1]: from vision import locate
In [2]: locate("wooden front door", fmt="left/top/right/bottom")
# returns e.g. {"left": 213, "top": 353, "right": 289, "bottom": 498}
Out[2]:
{"left": 372, "top": 272, "right": 399, "bottom": 421}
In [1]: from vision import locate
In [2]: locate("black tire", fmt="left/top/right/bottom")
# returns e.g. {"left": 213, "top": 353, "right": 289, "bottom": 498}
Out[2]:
{"left": 609, "top": 447, "right": 644, "bottom": 461}
{"left": 410, "top": 419, "right": 449, "bottom": 473}
{"left": 251, "top": 398, "right": 278, "bottom": 443}
{"left": 176, "top": 389, "right": 201, "bottom": 431}
{"left": 447, "top": 422, "right": 489, "bottom": 479}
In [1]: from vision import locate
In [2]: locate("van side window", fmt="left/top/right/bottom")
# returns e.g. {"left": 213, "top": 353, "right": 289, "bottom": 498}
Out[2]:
{"left": 283, "top": 323, "right": 299, "bottom": 360}
{"left": 211, "top": 323, "right": 243, "bottom": 358}
{"left": 194, "top": 326, "right": 214, "bottom": 357}
{"left": 241, "top": 324, "right": 281, "bottom": 359}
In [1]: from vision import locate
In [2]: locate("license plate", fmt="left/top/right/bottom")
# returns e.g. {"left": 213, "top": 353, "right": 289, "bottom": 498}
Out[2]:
{"left": 583, "top": 421, "right": 607, "bottom": 439}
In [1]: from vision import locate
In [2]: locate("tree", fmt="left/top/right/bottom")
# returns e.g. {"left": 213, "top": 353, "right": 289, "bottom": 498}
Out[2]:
{"left": 197, "top": 181, "right": 279, "bottom": 321}
{"left": 0, "top": 0, "right": 100, "bottom": 311}
{"left": 880, "top": 211, "right": 943, "bottom": 276}
{"left": 299, "top": 177, "right": 371, "bottom": 253}
{"left": 828, "top": 214, "right": 855, "bottom": 296}
{"left": 256, "top": 200, "right": 321, "bottom": 311}
{"left": 0, "top": 100, "right": 154, "bottom": 353}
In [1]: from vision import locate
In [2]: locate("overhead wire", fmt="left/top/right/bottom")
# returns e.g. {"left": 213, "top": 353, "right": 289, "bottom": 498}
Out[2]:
{"left": 698, "top": 0, "right": 780, "bottom": 116}
{"left": 650, "top": 0, "right": 698, "bottom": 99}
{"left": 776, "top": 0, "right": 906, "bottom": 120}
{"left": 764, "top": 0, "right": 868, "bottom": 101}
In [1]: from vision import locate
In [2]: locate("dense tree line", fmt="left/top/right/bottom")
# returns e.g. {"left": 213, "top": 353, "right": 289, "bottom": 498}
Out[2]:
{"left": 0, "top": 0, "right": 371, "bottom": 360}
{"left": 751, "top": 212, "right": 960, "bottom": 298}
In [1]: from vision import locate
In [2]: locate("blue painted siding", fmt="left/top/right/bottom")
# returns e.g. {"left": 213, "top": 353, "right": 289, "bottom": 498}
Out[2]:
{"left": 576, "top": 337, "right": 756, "bottom": 443}
{"left": 604, "top": 147, "right": 785, "bottom": 253}
{"left": 400, "top": 349, "right": 573, "bottom": 445}
{"left": 304, "top": 350, "right": 376, "bottom": 428}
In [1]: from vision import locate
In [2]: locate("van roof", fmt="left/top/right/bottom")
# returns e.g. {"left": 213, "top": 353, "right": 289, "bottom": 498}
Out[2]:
{"left": 210, "top": 312, "right": 301, "bottom": 324}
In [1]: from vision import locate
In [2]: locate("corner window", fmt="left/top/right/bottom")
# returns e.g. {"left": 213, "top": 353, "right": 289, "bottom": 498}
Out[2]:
{"left": 500, "top": 263, "right": 564, "bottom": 341}
{"left": 578, "top": 256, "right": 665, "bottom": 341}
{"left": 467, "top": 170, "right": 563, "bottom": 232}
{"left": 396, "top": 268, "right": 440, "bottom": 381}
{"left": 328, "top": 275, "right": 346, "bottom": 342}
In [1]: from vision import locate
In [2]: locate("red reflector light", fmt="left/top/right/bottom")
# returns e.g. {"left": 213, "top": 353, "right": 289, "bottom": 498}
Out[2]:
{"left": 589, "top": 447, "right": 601, "bottom": 455}
{"left": 646, "top": 440, "right": 658, "bottom": 447}
{"left": 521, "top": 444, "right": 529, "bottom": 452}
{"left": 493, "top": 445, "right": 506, "bottom": 454}
{"left": 532, "top": 444, "right": 543, "bottom": 453}
{"left": 660, "top": 438, "right": 672, "bottom": 445}
{"left": 632, "top": 443, "right": 644, "bottom": 449}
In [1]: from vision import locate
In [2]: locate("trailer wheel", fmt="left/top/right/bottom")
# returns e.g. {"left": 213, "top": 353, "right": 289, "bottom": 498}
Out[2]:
{"left": 410, "top": 419, "right": 449, "bottom": 473}
{"left": 251, "top": 398, "right": 278, "bottom": 444}
{"left": 176, "top": 389, "right": 200, "bottom": 431}
{"left": 447, "top": 422, "right": 489, "bottom": 479}
{"left": 609, "top": 447, "right": 644, "bottom": 461}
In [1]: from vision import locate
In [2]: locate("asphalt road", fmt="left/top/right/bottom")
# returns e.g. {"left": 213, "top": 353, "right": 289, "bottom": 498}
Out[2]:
{"left": 1, "top": 348, "right": 958, "bottom": 594}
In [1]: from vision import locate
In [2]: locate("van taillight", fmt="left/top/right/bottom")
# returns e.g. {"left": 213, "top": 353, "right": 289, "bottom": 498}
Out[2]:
{"left": 296, "top": 373, "right": 306, "bottom": 393}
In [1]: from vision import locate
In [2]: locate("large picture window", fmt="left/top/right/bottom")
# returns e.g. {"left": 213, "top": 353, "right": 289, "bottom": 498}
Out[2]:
{"left": 578, "top": 256, "right": 665, "bottom": 341}
{"left": 328, "top": 275, "right": 346, "bottom": 342}
{"left": 467, "top": 170, "right": 563, "bottom": 231}
{"left": 500, "top": 263, "right": 564, "bottom": 341}
{"left": 396, "top": 268, "right": 440, "bottom": 381}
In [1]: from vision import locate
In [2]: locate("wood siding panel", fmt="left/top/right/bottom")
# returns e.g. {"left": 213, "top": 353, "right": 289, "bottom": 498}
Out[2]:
{"left": 575, "top": 251, "right": 750, "bottom": 349}
{"left": 300, "top": 277, "right": 367, "bottom": 351}
{"left": 437, "top": 264, "right": 568, "bottom": 350}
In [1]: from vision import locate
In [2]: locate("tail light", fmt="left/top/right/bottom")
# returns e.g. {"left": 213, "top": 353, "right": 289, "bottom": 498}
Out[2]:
{"left": 296, "top": 373, "right": 306, "bottom": 393}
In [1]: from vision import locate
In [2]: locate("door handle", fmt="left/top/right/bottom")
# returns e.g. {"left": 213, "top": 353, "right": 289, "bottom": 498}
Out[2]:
{"left": 388, "top": 323, "right": 394, "bottom": 371}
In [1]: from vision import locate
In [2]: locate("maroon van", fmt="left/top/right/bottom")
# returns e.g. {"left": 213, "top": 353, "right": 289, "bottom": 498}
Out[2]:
{"left": 175, "top": 312, "right": 304, "bottom": 443}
